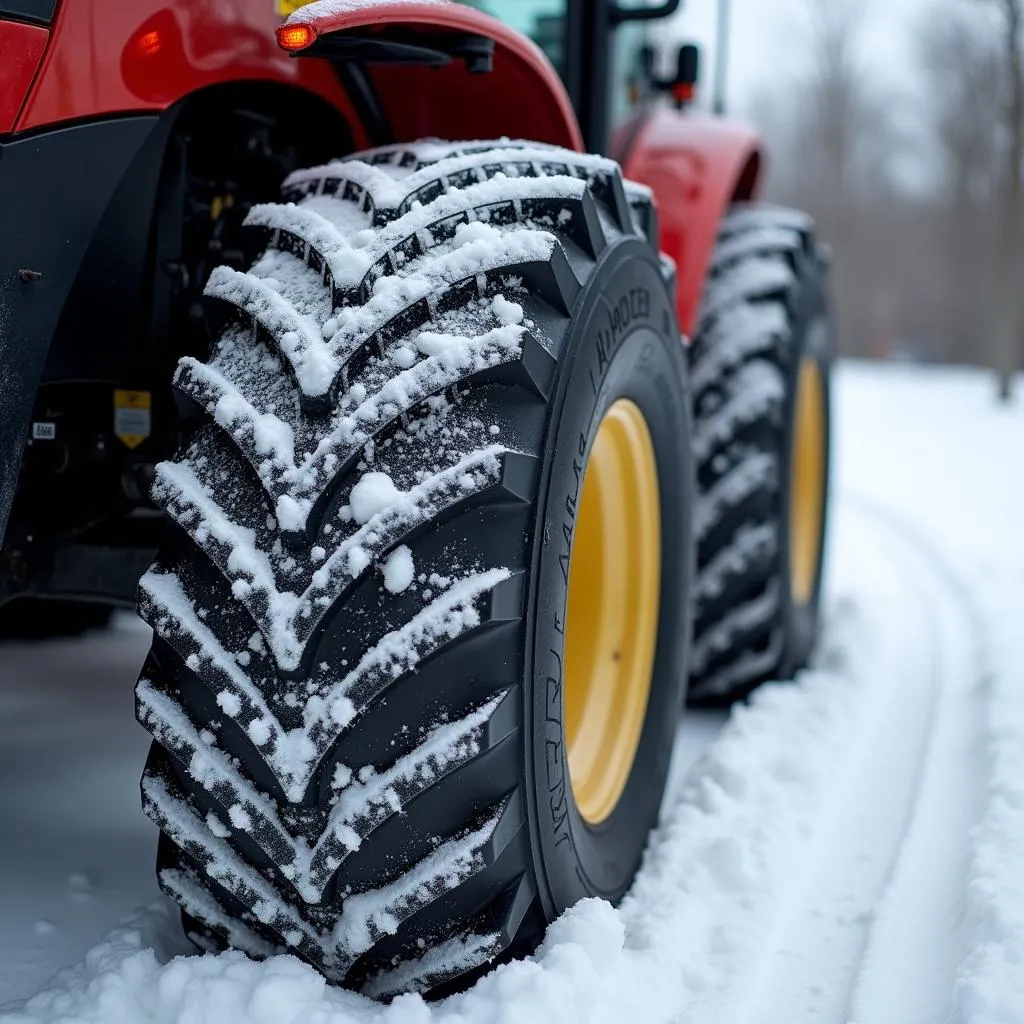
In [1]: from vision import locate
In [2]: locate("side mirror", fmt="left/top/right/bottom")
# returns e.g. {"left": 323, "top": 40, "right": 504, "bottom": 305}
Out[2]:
{"left": 611, "top": 0, "right": 682, "bottom": 25}
{"left": 646, "top": 42, "right": 700, "bottom": 109}
{"left": 676, "top": 44, "right": 699, "bottom": 88}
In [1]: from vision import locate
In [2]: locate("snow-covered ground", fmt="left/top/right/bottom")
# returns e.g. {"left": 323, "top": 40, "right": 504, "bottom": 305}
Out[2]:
{"left": 1, "top": 361, "right": 1022, "bottom": 1023}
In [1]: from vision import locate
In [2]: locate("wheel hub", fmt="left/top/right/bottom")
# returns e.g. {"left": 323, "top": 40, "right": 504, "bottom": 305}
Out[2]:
{"left": 564, "top": 399, "right": 661, "bottom": 826}
{"left": 789, "top": 356, "right": 826, "bottom": 606}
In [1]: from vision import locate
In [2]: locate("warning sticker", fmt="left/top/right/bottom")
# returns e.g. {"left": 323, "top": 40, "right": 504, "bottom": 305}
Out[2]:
{"left": 275, "top": 0, "right": 318, "bottom": 15}
{"left": 114, "top": 390, "right": 152, "bottom": 449}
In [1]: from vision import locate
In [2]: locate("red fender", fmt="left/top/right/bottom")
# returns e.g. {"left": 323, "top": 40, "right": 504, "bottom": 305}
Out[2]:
{"left": 18, "top": 0, "right": 580, "bottom": 152}
{"left": 16, "top": 0, "right": 356, "bottom": 134}
{"left": 619, "top": 109, "right": 763, "bottom": 337}
{"left": 281, "top": 1, "right": 582, "bottom": 151}
{"left": 0, "top": 19, "right": 49, "bottom": 133}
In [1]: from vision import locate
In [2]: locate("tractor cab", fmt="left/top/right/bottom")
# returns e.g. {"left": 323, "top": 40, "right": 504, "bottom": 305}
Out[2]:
{"left": 459, "top": 0, "right": 695, "bottom": 153}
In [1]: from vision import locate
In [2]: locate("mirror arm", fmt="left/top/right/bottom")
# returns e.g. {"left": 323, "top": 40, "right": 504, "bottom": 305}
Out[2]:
{"left": 610, "top": 0, "right": 682, "bottom": 26}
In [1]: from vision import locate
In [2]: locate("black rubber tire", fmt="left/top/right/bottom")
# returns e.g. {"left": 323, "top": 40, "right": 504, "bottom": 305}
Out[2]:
{"left": 687, "top": 203, "right": 832, "bottom": 705}
{"left": 136, "top": 140, "right": 693, "bottom": 998}
{"left": 0, "top": 599, "right": 114, "bottom": 641}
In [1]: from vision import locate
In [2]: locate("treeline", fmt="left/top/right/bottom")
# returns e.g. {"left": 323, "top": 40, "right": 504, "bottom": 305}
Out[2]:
{"left": 745, "top": 0, "right": 1022, "bottom": 395}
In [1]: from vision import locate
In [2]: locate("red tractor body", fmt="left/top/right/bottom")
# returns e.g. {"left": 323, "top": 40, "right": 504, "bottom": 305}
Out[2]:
{"left": 0, "top": 0, "right": 762, "bottom": 551}
{"left": 2, "top": 0, "right": 760, "bottom": 375}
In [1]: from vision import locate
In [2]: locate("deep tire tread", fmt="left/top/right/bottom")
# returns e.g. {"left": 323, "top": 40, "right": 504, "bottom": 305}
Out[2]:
{"left": 138, "top": 139, "right": 650, "bottom": 989}
{"left": 689, "top": 202, "right": 822, "bottom": 704}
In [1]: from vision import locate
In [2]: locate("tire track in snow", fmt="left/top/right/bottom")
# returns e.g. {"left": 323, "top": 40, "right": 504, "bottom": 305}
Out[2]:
{"left": 844, "top": 496, "right": 989, "bottom": 1024}
{"left": 0, "top": 500, "right": 991, "bottom": 1024}
{"left": 733, "top": 497, "right": 987, "bottom": 1024}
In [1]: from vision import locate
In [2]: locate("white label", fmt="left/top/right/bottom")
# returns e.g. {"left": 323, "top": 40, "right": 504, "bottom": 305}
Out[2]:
{"left": 115, "top": 406, "right": 151, "bottom": 438}
{"left": 114, "top": 390, "right": 152, "bottom": 449}
{"left": 32, "top": 422, "right": 56, "bottom": 441}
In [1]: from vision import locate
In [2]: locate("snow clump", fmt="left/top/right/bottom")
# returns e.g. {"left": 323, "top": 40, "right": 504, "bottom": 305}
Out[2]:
{"left": 383, "top": 546, "right": 415, "bottom": 594}
{"left": 349, "top": 472, "right": 402, "bottom": 525}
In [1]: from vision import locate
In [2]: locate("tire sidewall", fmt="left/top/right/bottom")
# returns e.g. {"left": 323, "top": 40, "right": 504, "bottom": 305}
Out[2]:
{"left": 778, "top": 253, "right": 833, "bottom": 675}
{"left": 525, "top": 238, "right": 693, "bottom": 916}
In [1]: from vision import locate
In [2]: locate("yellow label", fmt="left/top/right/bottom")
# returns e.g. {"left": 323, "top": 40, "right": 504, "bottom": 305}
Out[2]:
{"left": 275, "top": 0, "right": 319, "bottom": 15}
{"left": 114, "top": 390, "right": 152, "bottom": 449}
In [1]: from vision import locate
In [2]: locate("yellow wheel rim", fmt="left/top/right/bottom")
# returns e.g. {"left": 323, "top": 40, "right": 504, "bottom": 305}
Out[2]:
{"left": 564, "top": 399, "right": 661, "bottom": 826}
{"left": 789, "top": 357, "right": 826, "bottom": 606}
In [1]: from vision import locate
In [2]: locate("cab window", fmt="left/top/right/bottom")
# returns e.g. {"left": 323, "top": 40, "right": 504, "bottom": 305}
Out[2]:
{"left": 457, "top": 1, "right": 568, "bottom": 74}
{"left": 456, "top": 1, "right": 650, "bottom": 140}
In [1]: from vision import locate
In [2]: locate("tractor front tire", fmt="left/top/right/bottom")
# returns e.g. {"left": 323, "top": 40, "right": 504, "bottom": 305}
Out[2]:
{"left": 136, "top": 141, "right": 693, "bottom": 997}
{"left": 688, "top": 204, "right": 832, "bottom": 704}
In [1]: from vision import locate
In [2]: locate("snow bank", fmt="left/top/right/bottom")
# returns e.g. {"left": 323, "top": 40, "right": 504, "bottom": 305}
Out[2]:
{"left": 5, "top": 591, "right": 880, "bottom": 1022}
{"left": 951, "top": 582, "right": 1024, "bottom": 1022}
{"left": 5, "top": 339, "right": 1024, "bottom": 1021}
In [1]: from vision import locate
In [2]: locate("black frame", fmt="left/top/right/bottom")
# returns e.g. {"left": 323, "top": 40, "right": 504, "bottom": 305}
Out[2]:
{"left": 0, "top": 85, "right": 352, "bottom": 598}
{"left": 562, "top": 0, "right": 609, "bottom": 155}
{"left": 0, "top": 0, "right": 58, "bottom": 23}
{"left": 562, "top": 0, "right": 680, "bottom": 155}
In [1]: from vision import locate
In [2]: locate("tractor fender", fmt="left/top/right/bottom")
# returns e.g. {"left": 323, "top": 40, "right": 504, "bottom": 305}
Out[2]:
{"left": 14, "top": 0, "right": 356, "bottom": 135}
{"left": 280, "top": 1, "right": 583, "bottom": 151}
{"left": 618, "top": 109, "right": 763, "bottom": 337}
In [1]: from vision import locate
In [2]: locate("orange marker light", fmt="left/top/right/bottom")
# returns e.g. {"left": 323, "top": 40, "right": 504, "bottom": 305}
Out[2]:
{"left": 277, "top": 24, "right": 317, "bottom": 51}
{"left": 137, "top": 30, "right": 162, "bottom": 57}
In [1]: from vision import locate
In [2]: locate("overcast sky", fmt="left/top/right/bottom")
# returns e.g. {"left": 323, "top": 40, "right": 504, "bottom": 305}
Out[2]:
{"left": 667, "top": 0, "right": 931, "bottom": 115}
{"left": 662, "top": 0, "right": 948, "bottom": 191}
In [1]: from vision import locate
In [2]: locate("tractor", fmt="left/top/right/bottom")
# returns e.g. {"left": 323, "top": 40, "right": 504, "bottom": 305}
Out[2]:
{"left": 0, "top": 0, "right": 832, "bottom": 999}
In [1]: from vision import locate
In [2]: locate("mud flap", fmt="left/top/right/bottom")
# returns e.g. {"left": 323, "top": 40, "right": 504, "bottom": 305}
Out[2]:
{"left": 0, "top": 116, "right": 158, "bottom": 544}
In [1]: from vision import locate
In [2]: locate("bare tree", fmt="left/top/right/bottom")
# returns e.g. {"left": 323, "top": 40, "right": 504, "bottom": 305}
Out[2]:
{"left": 949, "top": 0, "right": 1024, "bottom": 394}
{"left": 775, "top": 0, "right": 908, "bottom": 356}
{"left": 744, "top": 0, "right": 1020, "bottom": 370}
{"left": 918, "top": 5, "right": 1003, "bottom": 364}
{"left": 791, "top": 0, "right": 864, "bottom": 232}
{"left": 988, "top": 0, "right": 1024, "bottom": 399}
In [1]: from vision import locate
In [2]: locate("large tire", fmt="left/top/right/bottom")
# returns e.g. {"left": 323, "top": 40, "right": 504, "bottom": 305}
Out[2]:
{"left": 136, "top": 141, "right": 693, "bottom": 997}
{"left": 688, "top": 204, "right": 832, "bottom": 704}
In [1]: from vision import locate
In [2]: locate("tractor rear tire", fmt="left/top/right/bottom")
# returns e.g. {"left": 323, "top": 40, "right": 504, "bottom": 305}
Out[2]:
{"left": 688, "top": 204, "right": 832, "bottom": 704}
{"left": 136, "top": 141, "right": 693, "bottom": 997}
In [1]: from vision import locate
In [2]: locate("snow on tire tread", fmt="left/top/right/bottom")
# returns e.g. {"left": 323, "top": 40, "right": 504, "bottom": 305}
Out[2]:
{"left": 136, "top": 139, "right": 644, "bottom": 991}
{"left": 689, "top": 203, "right": 813, "bottom": 701}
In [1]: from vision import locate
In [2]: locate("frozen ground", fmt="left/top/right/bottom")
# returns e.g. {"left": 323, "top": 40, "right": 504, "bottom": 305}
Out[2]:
{"left": 1, "top": 361, "right": 1022, "bottom": 1022}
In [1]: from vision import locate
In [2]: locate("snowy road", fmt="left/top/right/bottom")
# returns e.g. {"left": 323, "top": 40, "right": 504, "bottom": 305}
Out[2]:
{"left": 1, "top": 362, "right": 1022, "bottom": 1022}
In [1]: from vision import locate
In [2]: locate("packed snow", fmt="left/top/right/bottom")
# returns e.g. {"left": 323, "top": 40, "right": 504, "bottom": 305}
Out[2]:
{"left": 349, "top": 472, "right": 402, "bottom": 525}
{"left": 2, "top": 362, "right": 1023, "bottom": 1022}
{"left": 381, "top": 546, "right": 415, "bottom": 594}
